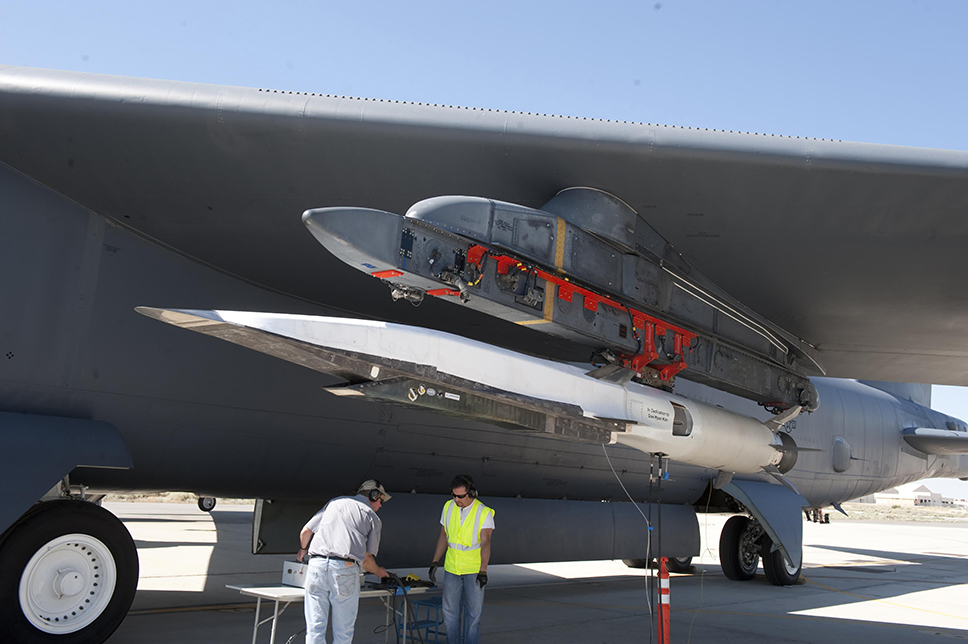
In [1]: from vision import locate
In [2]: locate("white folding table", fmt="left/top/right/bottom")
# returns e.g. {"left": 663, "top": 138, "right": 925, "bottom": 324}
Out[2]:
{"left": 226, "top": 582, "right": 432, "bottom": 644}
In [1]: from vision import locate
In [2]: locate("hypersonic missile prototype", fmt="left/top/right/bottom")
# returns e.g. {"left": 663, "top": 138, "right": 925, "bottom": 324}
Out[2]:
{"left": 137, "top": 308, "right": 806, "bottom": 480}
{"left": 301, "top": 188, "right": 821, "bottom": 413}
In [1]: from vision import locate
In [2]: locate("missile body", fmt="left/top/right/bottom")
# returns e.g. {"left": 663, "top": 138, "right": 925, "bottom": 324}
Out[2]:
{"left": 138, "top": 307, "right": 795, "bottom": 476}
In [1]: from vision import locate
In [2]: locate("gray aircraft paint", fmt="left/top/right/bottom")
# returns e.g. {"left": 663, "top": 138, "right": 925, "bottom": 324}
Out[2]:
{"left": 4, "top": 64, "right": 968, "bottom": 643}
{"left": 3, "top": 157, "right": 965, "bottom": 525}
{"left": 2, "top": 66, "right": 968, "bottom": 385}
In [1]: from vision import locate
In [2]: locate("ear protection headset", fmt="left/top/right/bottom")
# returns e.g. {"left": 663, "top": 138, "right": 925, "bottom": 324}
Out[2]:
{"left": 361, "top": 480, "right": 385, "bottom": 503}
{"left": 453, "top": 474, "right": 478, "bottom": 499}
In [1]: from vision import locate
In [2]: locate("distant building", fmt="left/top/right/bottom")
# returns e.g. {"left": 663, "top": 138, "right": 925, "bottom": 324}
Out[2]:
{"left": 862, "top": 482, "right": 957, "bottom": 507}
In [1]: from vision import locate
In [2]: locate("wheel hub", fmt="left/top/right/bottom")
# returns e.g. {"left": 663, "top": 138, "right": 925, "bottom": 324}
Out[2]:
{"left": 54, "top": 569, "right": 85, "bottom": 597}
{"left": 19, "top": 534, "right": 117, "bottom": 634}
{"left": 738, "top": 521, "right": 764, "bottom": 572}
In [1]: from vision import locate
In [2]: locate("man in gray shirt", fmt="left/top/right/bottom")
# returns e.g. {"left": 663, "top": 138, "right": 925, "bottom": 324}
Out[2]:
{"left": 297, "top": 480, "right": 391, "bottom": 644}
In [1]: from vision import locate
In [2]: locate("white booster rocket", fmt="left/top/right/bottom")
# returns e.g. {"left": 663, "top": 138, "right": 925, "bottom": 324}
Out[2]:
{"left": 137, "top": 308, "right": 803, "bottom": 478}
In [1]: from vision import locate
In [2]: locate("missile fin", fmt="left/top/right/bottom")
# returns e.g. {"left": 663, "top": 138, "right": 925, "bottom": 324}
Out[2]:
{"left": 770, "top": 444, "right": 823, "bottom": 453}
{"left": 762, "top": 465, "right": 803, "bottom": 496}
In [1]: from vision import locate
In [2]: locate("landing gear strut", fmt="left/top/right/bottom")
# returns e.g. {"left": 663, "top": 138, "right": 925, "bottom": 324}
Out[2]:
{"left": 0, "top": 500, "right": 139, "bottom": 643}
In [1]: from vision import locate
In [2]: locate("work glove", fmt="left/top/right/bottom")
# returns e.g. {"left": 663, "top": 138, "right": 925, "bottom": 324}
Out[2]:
{"left": 476, "top": 571, "right": 487, "bottom": 588}
{"left": 429, "top": 561, "right": 438, "bottom": 583}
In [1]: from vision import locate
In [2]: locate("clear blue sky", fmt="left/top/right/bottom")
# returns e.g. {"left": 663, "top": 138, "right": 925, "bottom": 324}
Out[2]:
{"left": 2, "top": 0, "right": 967, "bottom": 494}
{"left": 2, "top": 0, "right": 967, "bottom": 150}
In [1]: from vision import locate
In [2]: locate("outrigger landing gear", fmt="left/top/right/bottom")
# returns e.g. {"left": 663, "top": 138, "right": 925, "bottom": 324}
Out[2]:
{"left": 719, "top": 515, "right": 802, "bottom": 586}
{"left": 0, "top": 500, "right": 139, "bottom": 644}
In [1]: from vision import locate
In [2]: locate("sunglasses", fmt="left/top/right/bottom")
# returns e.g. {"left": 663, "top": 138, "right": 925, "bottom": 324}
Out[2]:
{"left": 451, "top": 492, "right": 468, "bottom": 499}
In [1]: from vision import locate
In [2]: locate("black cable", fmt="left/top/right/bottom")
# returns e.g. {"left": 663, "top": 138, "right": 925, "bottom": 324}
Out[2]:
{"left": 372, "top": 579, "right": 400, "bottom": 643}
{"left": 657, "top": 456, "right": 664, "bottom": 644}
{"left": 601, "top": 443, "right": 653, "bottom": 641}
{"left": 622, "top": 304, "right": 643, "bottom": 362}
{"left": 648, "top": 454, "right": 656, "bottom": 644}
{"left": 284, "top": 628, "right": 306, "bottom": 644}
{"left": 685, "top": 481, "right": 714, "bottom": 644}
{"left": 404, "top": 590, "right": 425, "bottom": 644}
{"left": 395, "top": 576, "right": 425, "bottom": 644}
{"left": 376, "top": 574, "right": 425, "bottom": 644}
{"left": 466, "top": 252, "right": 488, "bottom": 287}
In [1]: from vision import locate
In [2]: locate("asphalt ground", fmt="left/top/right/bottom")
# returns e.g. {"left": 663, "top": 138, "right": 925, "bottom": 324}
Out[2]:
{"left": 104, "top": 502, "right": 968, "bottom": 643}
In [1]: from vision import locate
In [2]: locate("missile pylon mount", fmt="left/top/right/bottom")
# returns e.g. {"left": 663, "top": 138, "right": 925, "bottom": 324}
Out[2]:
{"left": 302, "top": 187, "right": 820, "bottom": 412}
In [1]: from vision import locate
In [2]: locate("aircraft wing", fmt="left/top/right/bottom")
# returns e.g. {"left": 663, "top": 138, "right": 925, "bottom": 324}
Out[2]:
{"left": 2, "top": 65, "right": 968, "bottom": 384}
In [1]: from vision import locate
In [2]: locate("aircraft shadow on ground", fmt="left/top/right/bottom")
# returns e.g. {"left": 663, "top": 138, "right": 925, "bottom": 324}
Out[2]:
{"left": 809, "top": 543, "right": 968, "bottom": 573}
{"left": 488, "top": 561, "right": 968, "bottom": 643}
{"left": 122, "top": 507, "right": 968, "bottom": 642}
{"left": 124, "top": 507, "right": 290, "bottom": 612}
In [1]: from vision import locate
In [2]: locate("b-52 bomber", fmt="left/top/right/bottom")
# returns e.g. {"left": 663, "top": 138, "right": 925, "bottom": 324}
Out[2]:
{"left": 2, "top": 65, "right": 968, "bottom": 643}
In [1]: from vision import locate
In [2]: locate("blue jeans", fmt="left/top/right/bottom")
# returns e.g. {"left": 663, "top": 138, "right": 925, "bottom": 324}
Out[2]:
{"left": 305, "top": 558, "right": 361, "bottom": 644}
{"left": 442, "top": 570, "right": 485, "bottom": 644}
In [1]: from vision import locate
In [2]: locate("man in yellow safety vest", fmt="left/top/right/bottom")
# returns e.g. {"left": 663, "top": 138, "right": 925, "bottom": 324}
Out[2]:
{"left": 428, "top": 475, "right": 495, "bottom": 644}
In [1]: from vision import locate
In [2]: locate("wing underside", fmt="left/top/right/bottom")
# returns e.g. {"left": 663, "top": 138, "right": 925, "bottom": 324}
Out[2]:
{"left": 2, "top": 66, "right": 968, "bottom": 385}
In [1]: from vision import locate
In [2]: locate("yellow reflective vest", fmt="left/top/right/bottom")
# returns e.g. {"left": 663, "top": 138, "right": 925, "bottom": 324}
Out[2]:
{"left": 443, "top": 499, "right": 495, "bottom": 575}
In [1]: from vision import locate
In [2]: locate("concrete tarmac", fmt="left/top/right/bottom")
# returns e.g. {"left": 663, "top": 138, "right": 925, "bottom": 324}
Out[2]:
{"left": 105, "top": 502, "right": 968, "bottom": 643}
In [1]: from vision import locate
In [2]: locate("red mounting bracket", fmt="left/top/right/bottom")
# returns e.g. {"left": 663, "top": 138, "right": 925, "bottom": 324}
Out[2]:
{"left": 464, "top": 244, "right": 695, "bottom": 381}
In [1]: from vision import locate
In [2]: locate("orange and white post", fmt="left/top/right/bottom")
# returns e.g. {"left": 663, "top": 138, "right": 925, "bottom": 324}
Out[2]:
{"left": 658, "top": 557, "right": 671, "bottom": 644}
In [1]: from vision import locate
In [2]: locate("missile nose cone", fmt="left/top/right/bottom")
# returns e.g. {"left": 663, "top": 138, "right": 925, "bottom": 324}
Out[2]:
{"left": 301, "top": 207, "right": 351, "bottom": 242}
{"left": 302, "top": 207, "right": 405, "bottom": 269}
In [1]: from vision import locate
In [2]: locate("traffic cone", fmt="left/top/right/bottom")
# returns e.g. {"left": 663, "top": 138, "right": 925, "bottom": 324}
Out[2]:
{"left": 658, "top": 557, "right": 670, "bottom": 644}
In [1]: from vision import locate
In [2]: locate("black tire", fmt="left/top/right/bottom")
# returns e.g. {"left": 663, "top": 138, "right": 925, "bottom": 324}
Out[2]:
{"left": 621, "top": 558, "right": 649, "bottom": 568}
{"left": 719, "top": 515, "right": 759, "bottom": 581}
{"left": 0, "top": 500, "right": 139, "bottom": 644}
{"left": 666, "top": 556, "right": 694, "bottom": 573}
{"left": 197, "top": 497, "right": 217, "bottom": 513}
{"left": 761, "top": 536, "right": 802, "bottom": 586}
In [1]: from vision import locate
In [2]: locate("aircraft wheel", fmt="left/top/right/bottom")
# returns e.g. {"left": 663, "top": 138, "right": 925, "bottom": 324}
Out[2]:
{"left": 197, "top": 497, "right": 217, "bottom": 513}
{"left": 0, "top": 500, "right": 138, "bottom": 644}
{"left": 719, "top": 515, "right": 760, "bottom": 581}
{"left": 761, "top": 536, "right": 801, "bottom": 586}
{"left": 666, "top": 556, "right": 693, "bottom": 573}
